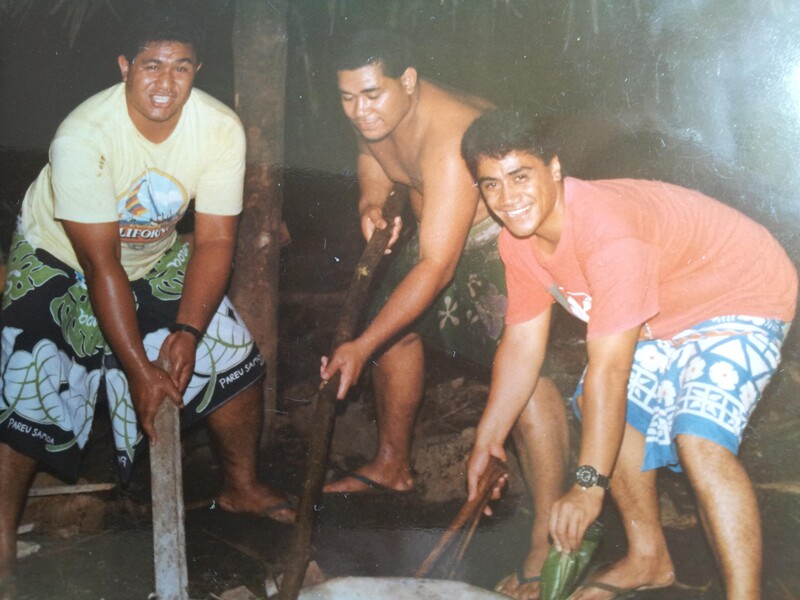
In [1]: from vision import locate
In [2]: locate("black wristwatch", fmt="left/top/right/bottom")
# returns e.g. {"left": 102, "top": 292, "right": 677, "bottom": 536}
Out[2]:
{"left": 575, "top": 465, "right": 610, "bottom": 490}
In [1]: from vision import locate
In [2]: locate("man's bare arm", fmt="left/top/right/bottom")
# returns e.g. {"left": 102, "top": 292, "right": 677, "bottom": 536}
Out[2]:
{"left": 467, "top": 308, "right": 552, "bottom": 499}
{"left": 61, "top": 220, "right": 182, "bottom": 443}
{"left": 549, "top": 324, "right": 640, "bottom": 553}
{"left": 361, "top": 146, "right": 478, "bottom": 337}
{"left": 322, "top": 145, "right": 480, "bottom": 397}
{"left": 158, "top": 213, "right": 238, "bottom": 392}
{"left": 356, "top": 151, "right": 402, "bottom": 247}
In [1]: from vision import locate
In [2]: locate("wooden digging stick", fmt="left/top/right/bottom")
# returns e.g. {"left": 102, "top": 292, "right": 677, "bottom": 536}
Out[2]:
{"left": 150, "top": 359, "right": 189, "bottom": 600}
{"left": 279, "top": 186, "right": 409, "bottom": 600}
{"left": 415, "top": 455, "right": 508, "bottom": 579}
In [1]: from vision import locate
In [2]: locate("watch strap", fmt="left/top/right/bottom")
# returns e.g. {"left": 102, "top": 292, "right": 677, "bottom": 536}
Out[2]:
{"left": 575, "top": 464, "right": 611, "bottom": 490}
{"left": 169, "top": 322, "right": 203, "bottom": 341}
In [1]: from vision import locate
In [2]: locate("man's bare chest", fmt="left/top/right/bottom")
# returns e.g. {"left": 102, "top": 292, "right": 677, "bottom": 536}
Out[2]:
{"left": 369, "top": 148, "right": 423, "bottom": 191}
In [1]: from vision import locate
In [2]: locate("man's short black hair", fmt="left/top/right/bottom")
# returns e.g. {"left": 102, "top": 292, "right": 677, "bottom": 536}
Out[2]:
{"left": 461, "top": 109, "right": 560, "bottom": 179}
{"left": 334, "top": 29, "right": 413, "bottom": 78}
{"left": 121, "top": 6, "right": 205, "bottom": 64}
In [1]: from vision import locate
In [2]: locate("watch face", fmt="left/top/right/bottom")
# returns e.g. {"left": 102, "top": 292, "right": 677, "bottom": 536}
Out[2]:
{"left": 575, "top": 465, "right": 598, "bottom": 488}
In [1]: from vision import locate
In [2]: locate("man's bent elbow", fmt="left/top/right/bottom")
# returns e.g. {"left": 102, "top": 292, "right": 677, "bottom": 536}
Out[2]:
{"left": 432, "top": 260, "right": 458, "bottom": 291}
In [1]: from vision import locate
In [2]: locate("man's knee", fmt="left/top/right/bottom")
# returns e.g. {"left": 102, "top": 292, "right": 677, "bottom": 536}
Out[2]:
{"left": 378, "top": 332, "right": 423, "bottom": 364}
{"left": 676, "top": 433, "right": 738, "bottom": 476}
{"left": 532, "top": 376, "right": 560, "bottom": 402}
{"left": 209, "top": 382, "right": 262, "bottom": 422}
{"left": 518, "top": 376, "right": 562, "bottom": 423}
{"left": 394, "top": 332, "right": 422, "bottom": 350}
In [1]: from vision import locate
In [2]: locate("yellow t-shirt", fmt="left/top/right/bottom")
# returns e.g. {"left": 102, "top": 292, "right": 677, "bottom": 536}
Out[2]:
{"left": 21, "top": 83, "right": 246, "bottom": 281}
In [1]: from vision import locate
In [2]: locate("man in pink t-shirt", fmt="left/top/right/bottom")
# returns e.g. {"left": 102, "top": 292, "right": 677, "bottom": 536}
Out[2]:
{"left": 462, "top": 110, "right": 796, "bottom": 600}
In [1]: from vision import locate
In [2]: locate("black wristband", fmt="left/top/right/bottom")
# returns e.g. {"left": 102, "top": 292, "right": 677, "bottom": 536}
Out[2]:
{"left": 169, "top": 322, "right": 203, "bottom": 341}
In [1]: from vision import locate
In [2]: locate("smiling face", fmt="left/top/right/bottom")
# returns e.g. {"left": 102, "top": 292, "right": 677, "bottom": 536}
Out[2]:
{"left": 337, "top": 62, "right": 415, "bottom": 142}
{"left": 118, "top": 41, "right": 200, "bottom": 142}
{"left": 476, "top": 150, "right": 564, "bottom": 242}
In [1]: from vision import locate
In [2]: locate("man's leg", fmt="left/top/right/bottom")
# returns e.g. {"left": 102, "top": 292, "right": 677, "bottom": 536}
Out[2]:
{"left": 677, "top": 434, "right": 760, "bottom": 600}
{"left": 572, "top": 423, "right": 675, "bottom": 600}
{"left": 0, "top": 443, "right": 38, "bottom": 598}
{"left": 323, "top": 332, "right": 423, "bottom": 493}
{"left": 207, "top": 384, "right": 295, "bottom": 523}
{"left": 499, "top": 376, "right": 568, "bottom": 599}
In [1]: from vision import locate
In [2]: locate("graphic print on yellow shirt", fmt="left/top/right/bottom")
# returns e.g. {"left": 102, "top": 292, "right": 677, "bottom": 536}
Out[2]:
{"left": 19, "top": 83, "right": 245, "bottom": 282}
{"left": 117, "top": 169, "right": 188, "bottom": 250}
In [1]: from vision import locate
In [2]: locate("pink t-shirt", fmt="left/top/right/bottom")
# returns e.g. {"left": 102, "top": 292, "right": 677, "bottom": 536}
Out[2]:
{"left": 500, "top": 177, "right": 797, "bottom": 340}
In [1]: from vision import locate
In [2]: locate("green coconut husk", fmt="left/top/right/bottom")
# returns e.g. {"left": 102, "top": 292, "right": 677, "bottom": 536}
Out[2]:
{"left": 539, "top": 521, "right": 604, "bottom": 600}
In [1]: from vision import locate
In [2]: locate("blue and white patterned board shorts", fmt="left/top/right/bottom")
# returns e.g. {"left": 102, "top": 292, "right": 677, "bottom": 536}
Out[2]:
{"left": 573, "top": 316, "right": 790, "bottom": 472}
{"left": 0, "top": 232, "right": 265, "bottom": 482}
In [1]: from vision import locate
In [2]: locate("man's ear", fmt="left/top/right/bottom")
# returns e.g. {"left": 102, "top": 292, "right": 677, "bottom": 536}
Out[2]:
{"left": 400, "top": 67, "right": 417, "bottom": 94}
{"left": 118, "top": 55, "right": 130, "bottom": 82}
{"left": 549, "top": 156, "right": 562, "bottom": 181}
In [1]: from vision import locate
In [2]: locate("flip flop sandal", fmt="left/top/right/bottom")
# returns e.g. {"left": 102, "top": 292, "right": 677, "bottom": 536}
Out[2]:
{"left": 495, "top": 567, "right": 541, "bottom": 593}
{"left": 323, "top": 468, "right": 414, "bottom": 495}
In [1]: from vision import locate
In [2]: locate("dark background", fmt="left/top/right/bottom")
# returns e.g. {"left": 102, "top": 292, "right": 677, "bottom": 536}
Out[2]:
{"left": 2, "top": 1, "right": 800, "bottom": 262}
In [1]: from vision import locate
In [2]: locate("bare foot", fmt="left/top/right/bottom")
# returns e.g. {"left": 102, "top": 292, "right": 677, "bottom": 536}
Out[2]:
{"left": 322, "top": 462, "right": 414, "bottom": 494}
{"left": 215, "top": 483, "right": 296, "bottom": 524}
{"left": 568, "top": 556, "right": 675, "bottom": 600}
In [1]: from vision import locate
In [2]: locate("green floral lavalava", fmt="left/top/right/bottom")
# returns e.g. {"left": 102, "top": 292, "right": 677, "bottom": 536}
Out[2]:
{"left": 191, "top": 300, "right": 254, "bottom": 413}
{"left": 50, "top": 279, "right": 107, "bottom": 358}
{"left": 105, "top": 367, "right": 141, "bottom": 464}
{"left": 146, "top": 241, "right": 189, "bottom": 301}
{"left": 141, "top": 297, "right": 255, "bottom": 415}
{"left": 2, "top": 233, "right": 68, "bottom": 310}
{"left": 0, "top": 336, "right": 98, "bottom": 453}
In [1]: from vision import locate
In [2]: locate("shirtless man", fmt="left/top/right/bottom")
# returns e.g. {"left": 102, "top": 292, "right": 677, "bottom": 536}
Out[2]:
{"left": 319, "top": 30, "right": 568, "bottom": 598}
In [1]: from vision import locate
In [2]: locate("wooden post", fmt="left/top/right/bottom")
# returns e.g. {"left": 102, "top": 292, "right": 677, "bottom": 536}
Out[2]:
{"left": 230, "top": 0, "right": 289, "bottom": 444}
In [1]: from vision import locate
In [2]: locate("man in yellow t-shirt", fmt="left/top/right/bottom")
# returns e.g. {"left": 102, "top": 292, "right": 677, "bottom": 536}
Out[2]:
{"left": 0, "top": 8, "right": 293, "bottom": 593}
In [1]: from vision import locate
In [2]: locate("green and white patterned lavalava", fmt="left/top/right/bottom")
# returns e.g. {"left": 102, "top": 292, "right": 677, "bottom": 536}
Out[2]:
{"left": 0, "top": 335, "right": 98, "bottom": 452}
{"left": 63, "top": 362, "right": 101, "bottom": 450}
{"left": 2, "top": 233, "right": 67, "bottom": 310}
{"left": 50, "top": 279, "right": 108, "bottom": 358}
{"left": 147, "top": 241, "right": 190, "bottom": 302}
{"left": 142, "top": 296, "right": 255, "bottom": 415}
{"left": 0, "top": 327, "right": 22, "bottom": 422}
{"left": 105, "top": 367, "right": 141, "bottom": 463}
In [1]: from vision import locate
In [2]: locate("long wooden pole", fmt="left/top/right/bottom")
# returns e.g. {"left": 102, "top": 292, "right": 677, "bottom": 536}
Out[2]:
{"left": 279, "top": 186, "right": 408, "bottom": 600}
